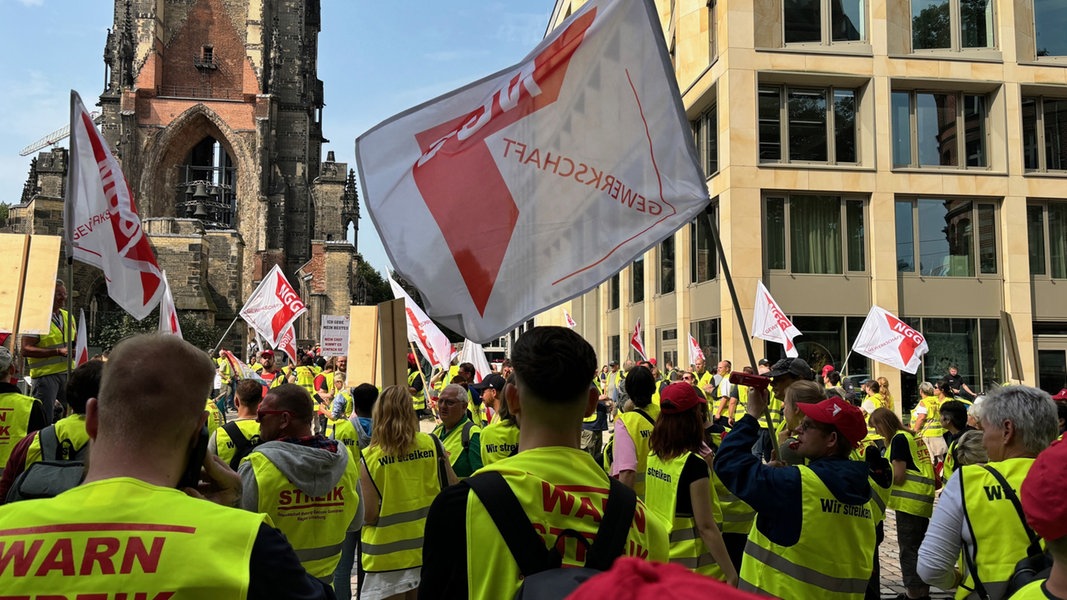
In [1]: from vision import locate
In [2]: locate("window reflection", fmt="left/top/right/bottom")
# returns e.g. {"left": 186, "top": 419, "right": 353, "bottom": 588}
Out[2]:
{"left": 1035, "top": 0, "right": 1067, "bottom": 57}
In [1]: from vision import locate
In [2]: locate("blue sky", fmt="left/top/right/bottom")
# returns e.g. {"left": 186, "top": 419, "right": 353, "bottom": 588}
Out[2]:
{"left": 0, "top": 0, "right": 553, "bottom": 274}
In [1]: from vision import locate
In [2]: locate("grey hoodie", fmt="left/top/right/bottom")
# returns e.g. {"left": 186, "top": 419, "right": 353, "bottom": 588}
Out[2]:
{"left": 238, "top": 439, "right": 363, "bottom": 532}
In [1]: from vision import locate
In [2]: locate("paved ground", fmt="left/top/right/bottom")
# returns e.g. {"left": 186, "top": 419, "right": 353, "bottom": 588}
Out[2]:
{"left": 879, "top": 509, "right": 954, "bottom": 599}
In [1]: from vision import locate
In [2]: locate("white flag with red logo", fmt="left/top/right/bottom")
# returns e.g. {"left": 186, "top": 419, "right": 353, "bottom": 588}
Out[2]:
{"left": 277, "top": 323, "right": 298, "bottom": 364}
{"left": 390, "top": 278, "right": 453, "bottom": 370}
{"left": 852, "top": 305, "right": 929, "bottom": 374}
{"left": 687, "top": 332, "right": 705, "bottom": 364}
{"left": 356, "top": 0, "right": 709, "bottom": 343}
{"left": 563, "top": 308, "right": 577, "bottom": 329}
{"left": 751, "top": 281, "right": 802, "bottom": 358}
{"left": 459, "top": 339, "right": 492, "bottom": 383}
{"left": 74, "top": 309, "right": 89, "bottom": 367}
{"left": 239, "top": 264, "right": 307, "bottom": 347}
{"left": 65, "top": 90, "right": 163, "bottom": 320}
{"left": 630, "top": 319, "right": 648, "bottom": 362}
{"left": 158, "top": 271, "right": 183, "bottom": 338}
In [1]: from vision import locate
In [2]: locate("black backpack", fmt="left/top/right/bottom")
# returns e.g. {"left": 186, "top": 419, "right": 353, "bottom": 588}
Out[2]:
{"left": 6, "top": 426, "right": 89, "bottom": 503}
{"left": 465, "top": 471, "right": 636, "bottom": 599}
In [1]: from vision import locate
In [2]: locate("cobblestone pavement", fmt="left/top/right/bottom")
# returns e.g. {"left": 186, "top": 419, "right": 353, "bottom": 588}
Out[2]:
{"left": 879, "top": 509, "right": 954, "bottom": 599}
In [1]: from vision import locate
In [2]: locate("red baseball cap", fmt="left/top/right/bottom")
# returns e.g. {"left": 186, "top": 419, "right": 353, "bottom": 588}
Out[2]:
{"left": 1052, "top": 388, "right": 1067, "bottom": 402}
{"left": 660, "top": 382, "right": 705, "bottom": 415}
{"left": 821, "top": 364, "right": 835, "bottom": 376}
{"left": 260, "top": 349, "right": 274, "bottom": 358}
{"left": 569, "top": 557, "right": 763, "bottom": 600}
{"left": 1021, "top": 439, "right": 1067, "bottom": 541}
{"left": 797, "top": 397, "right": 867, "bottom": 447}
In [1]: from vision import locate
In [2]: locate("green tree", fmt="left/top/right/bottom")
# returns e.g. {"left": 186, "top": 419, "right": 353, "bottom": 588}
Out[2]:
{"left": 353, "top": 256, "right": 392, "bottom": 305}
{"left": 93, "top": 310, "right": 223, "bottom": 352}
{"left": 0, "top": 202, "right": 9, "bottom": 227}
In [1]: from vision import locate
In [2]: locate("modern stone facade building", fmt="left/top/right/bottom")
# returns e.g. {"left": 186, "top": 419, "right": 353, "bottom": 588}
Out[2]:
{"left": 546, "top": 0, "right": 1067, "bottom": 401}
{"left": 9, "top": 0, "right": 360, "bottom": 351}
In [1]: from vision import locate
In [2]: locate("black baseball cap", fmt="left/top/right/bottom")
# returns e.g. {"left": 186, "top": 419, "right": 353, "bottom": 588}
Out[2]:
{"left": 766, "top": 358, "right": 814, "bottom": 380}
{"left": 471, "top": 373, "right": 506, "bottom": 392}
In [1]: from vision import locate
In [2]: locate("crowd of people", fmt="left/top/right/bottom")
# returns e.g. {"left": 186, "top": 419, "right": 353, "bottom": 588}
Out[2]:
{"left": 1, "top": 308, "right": 1066, "bottom": 599}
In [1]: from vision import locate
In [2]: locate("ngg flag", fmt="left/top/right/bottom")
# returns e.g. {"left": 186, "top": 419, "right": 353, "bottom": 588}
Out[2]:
{"left": 239, "top": 264, "right": 307, "bottom": 347}
{"left": 751, "top": 281, "right": 802, "bottom": 358}
{"left": 66, "top": 91, "right": 163, "bottom": 320}
{"left": 356, "top": 0, "right": 709, "bottom": 343}
{"left": 852, "top": 305, "right": 929, "bottom": 374}
{"left": 630, "top": 319, "right": 648, "bottom": 362}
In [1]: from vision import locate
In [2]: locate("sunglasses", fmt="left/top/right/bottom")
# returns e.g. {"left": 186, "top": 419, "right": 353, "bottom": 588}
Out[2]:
{"left": 256, "top": 409, "right": 295, "bottom": 423}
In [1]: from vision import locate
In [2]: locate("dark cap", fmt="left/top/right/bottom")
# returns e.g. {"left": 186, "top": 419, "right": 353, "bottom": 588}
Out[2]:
{"left": 609, "top": 360, "right": 619, "bottom": 367}
{"left": 471, "top": 373, "right": 506, "bottom": 392}
{"left": 860, "top": 378, "right": 875, "bottom": 386}
{"left": 758, "top": 358, "right": 771, "bottom": 366}
{"left": 766, "top": 358, "right": 814, "bottom": 380}
{"left": 660, "top": 382, "right": 706, "bottom": 414}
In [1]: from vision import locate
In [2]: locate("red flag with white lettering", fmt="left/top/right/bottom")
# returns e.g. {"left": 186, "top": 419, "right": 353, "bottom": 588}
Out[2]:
{"left": 630, "top": 319, "right": 648, "bottom": 362}
{"left": 158, "top": 271, "right": 183, "bottom": 338}
{"left": 852, "top": 305, "right": 929, "bottom": 374}
{"left": 751, "top": 281, "right": 802, "bottom": 358}
{"left": 239, "top": 264, "right": 307, "bottom": 347}
{"left": 277, "top": 323, "right": 298, "bottom": 364}
{"left": 356, "top": 0, "right": 709, "bottom": 343}
{"left": 66, "top": 90, "right": 163, "bottom": 320}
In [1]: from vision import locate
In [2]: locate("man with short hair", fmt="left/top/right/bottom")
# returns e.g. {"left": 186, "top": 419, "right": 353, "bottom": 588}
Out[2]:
{"left": 471, "top": 373, "right": 505, "bottom": 421}
{"left": 349, "top": 383, "right": 378, "bottom": 449}
{"left": 209, "top": 379, "right": 263, "bottom": 469}
{"left": 20, "top": 281, "right": 75, "bottom": 422}
{"left": 939, "top": 399, "right": 973, "bottom": 481}
{"left": 712, "top": 360, "right": 734, "bottom": 422}
{"left": 754, "top": 358, "right": 814, "bottom": 461}
{"left": 605, "top": 360, "right": 622, "bottom": 402}
{"left": 420, "top": 327, "right": 668, "bottom": 598}
{"left": 0, "top": 333, "right": 333, "bottom": 598}
{"left": 432, "top": 383, "right": 482, "bottom": 478}
{"left": 943, "top": 365, "right": 975, "bottom": 400}
{"left": 0, "top": 347, "right": 47, "bottom": 475}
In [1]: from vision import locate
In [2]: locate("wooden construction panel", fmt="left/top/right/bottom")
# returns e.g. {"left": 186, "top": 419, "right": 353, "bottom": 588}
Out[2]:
{"left": 0, "top": 234, "right": 61, "bottom": 336}
{"left": 347, "top": 306, "right": 379, "bottom": 388}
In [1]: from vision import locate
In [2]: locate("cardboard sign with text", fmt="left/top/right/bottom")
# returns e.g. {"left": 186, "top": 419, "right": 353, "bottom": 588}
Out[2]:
{"left": 320, "top": 315, "right": 350, "bottom": 356}
{"left": 0, "top": 234, "right": 62, "bottom": 338}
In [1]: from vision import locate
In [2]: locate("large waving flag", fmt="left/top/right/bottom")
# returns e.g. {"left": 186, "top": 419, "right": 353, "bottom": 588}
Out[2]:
{"left": 66, "top": 91, "right": 163, "bottom": 320}
{"left": 74, "top": 309, "right": 89, "bottom": 367}
{"left": 751, "top": 281, "right": 802, "bottom": 358}
{"left": 852, "top": 306, "right": 929, "bottom": 374}
{"left": 687, "top": 332, "right": 705, "bottom": 364}
{"left": 158, "top": 271, "right": 182, "bottom": 338}
{"left": 390, "top": 278, "right": 453, "bottom": 370}
{"left": 459, "top": 339, "right": 492, "bottom": 383}
{"left": 221, "top": 350, "right": 267, "bottom": 386}
{"left": 630, "top": 319, "right": 648, "bottom": 362}
{"left": 277, "top": 323, "right": 298, "bottom": 364}
{"left": 356, "top": 0, "right": 709, "bottom": 343}
{"left": 239, "top": 264, "right": 307, "bottom": 347}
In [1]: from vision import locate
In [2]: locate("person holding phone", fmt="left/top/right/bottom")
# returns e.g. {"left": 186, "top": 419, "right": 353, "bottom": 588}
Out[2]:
{"left": 0, "top": 333, "right": 335, "bottom": 599}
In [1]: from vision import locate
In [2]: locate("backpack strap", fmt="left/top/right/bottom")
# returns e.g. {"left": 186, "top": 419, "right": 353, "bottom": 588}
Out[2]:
{"left": 980, "top": 464, "right": 1042, "bottom": 556}
{"left": 583, "top": 477, "right": 638, "bottom": 570}
{"left": 38, "top": 426, "right": 59, "bottom": 461}
{"left": 222, "top": 421, "right": 251, "bottom": 471}
{"left": 466, "top": 472, "right": 556, "bottom": 576}
{"left": 461, "top": 420, "right": 475, "bottom": 449}
{"left": 430, "top": 434, "right": 450, "bottom": 490}
{"left": 634, "top": 409, "right": 655, "bottom": 426}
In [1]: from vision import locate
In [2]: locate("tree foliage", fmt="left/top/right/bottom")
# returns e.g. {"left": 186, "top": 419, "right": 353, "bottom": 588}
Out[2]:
{"left": 92, "top": 310, "right": 223, "bottom": 352}
{"left": 354, "top": 255, "right": 392, "bottom": 306}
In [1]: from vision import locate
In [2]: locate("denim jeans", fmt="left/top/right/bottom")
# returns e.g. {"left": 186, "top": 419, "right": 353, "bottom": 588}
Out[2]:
{"left": 333, "top": 530, "right": 360, "bottom": 600}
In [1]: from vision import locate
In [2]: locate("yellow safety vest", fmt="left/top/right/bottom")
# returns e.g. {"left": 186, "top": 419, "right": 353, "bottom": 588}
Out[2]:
{"left": 432, "top": 418, "right": 480, "bottom": 477}
{"left": 696, "top": 371, "right": 714, "bottom": 391}
{"left": 849, "top": 447, "right": 890, "bottom": 523}
{"left": 645, "top": 451, "right": 725, "bottom": 580}
{"left": 361, "top": 433, "right": 443, "bottom": 572}
{"left": 246, "top": 449, "right": 361, "bottom": 580}
{"left": 1007, "top": 580, "right": 1049, "bottom": 599}
{"left": 944, "top": 437, "right": 959, "bottom": 482}
{"left": 731, "top": 385, "right": 749, "bottom": 424}
{"left": 213, "top": 419, "right": 261, "bottom": 468}
{"left": 863, "top": 393, "right": 887, "bottom": 442}
{"left": 26, "top": 309, "right": 74, "bottom": 378}
{"left": 331, "top": 388, "right": 353, "bottom": 419}
{"left": 326, "top": 417, "right": 361, "bottom": 463}
{"left": 913, "top": 395, "right": 946, "bottom": 438}
{"left": 295, "top": 366, "right": 316, "bottom": 396}
{"left": 25, "top": 413, "right": 89, "bottom": 465}
{"left": 0, "top": 392, "right": 41, "bottom": 467}
{"left": 470, "top": 399, "right": 489, "bottom": 428}
{"left": 216, "top": 357, "right": 233, "bottom": 384}
{"left": 0, "top": 477, "right": 268, "bottom": 599}
{"left": 466, "top": 446, "right": 669, "bottom": 599}
{"left": 707, "top": 429, "right": 756, "bottom": 534}
{"left": 408, "top": 371, "right": 426, "bottom": 411}
{"left": 205, "top": 398, "right": 225, "bottom": 431}
{"left": 617, "top": 404, "right": 659, "bottom": 498}
{"left": 739, "top": 466, "right": 874, "bottom": 599}
{"left": 479, "top": 419, "right": 520, "bottom": 467}
{"left": 887, "top": 432, "right": 936, "bottom": 518}
{"left": 957, "top": 458, "right": 1037, "bottom": 600}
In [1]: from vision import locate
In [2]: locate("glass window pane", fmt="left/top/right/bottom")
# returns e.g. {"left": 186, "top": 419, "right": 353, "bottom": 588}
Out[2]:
{"left": 834, "top": 89, "right": 857, "bottom": 163}
{"left": 960, "top": 0, "right": 993, "bottom": 49}
{"left": 924, "top": 318, "right": 980, "bottom": 391}
{"left": 690, "top": 209, "right": 717, "bottom": 283}
{"left": 632, "top": 257, "right": 644, "bottom": 304}
{"left": 831, "top": 0, "right": 865, "bottom": 41}
{"left": 918, "top": 198, "right": 974, "bottom": 276}
{"left": 846, "top": 316, "right": 872, "bottom": 376}
{"left": 1050, "top": 202, "right": 1067, "bottom": 278}
{"left": 917, "top": 93, "right": 958, "bottom": 166}
{"left": 896, "top": 200, "right": 915, "bottom": 272}
{"left": 963, "top": 95, "right": 986, "bottom": 167}
{"left": 790, "top": 316, "right": 844, "bottom": 371}
{"left": 691, "top": 319, "right": 720, "bottom": 367}
{"left": 788, "top": 89, "right": 828, "bottom": 162}
{"left": 608, "top": 335, "right": 620, "bottom": 364}
{"left": 766, "top": 197, "right": 786, "bottom": 270}
{"left": 660, "top": 236, "right": 675, "bottom": 294}
{"left": 1028, "top": 205, "right": 1046, "bottom": 275}
{"left": 846, "top": 200, "right": 865, "bottom": 271}
{"left": 892, "top": 92, "right": 913, "bottom": 167}
{"left": 912, "top": 0, "right": 950, "bottom": 50}
{"left": 1043, "top": 99, "right": 1067, "bottom": 171}
{"left": 705, "top": 106, "right": 718, "bottom": 175}
{"left": 977, "top": 204, "right": 996, "bottom": 274}
{"left": 791, "top": 195, "right": 842, "bottom": 274}
{"left": 784, "top": 0, "right": 821, "bottom": 43}
{"left": 692, "top": 118, "right": 703, "bottom": 170}
{"left": 759, "top": 87, "right": 782, "bottom": 161}
{"left": 1035, "top": 0, "right": 1067, "bottom": 57}
{"left": 1022, "top": 97, "right": 1039, "bottom": 170}
{"left": 609, "top": 274, "right": 620, "bottom": 310}
{"left": 978, "top": 318, "right": 1002, "bottom": 389}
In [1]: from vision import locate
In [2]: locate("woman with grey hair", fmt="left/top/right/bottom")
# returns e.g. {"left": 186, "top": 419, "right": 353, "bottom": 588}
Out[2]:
{"left": 917, "top": 385, "right": 1058, "bottom": 600}
{"left": 911, "top": 381, "right": 948, "bottom": 464}
{"left": 952, "top": 430, "right": 988, "bottom": 468}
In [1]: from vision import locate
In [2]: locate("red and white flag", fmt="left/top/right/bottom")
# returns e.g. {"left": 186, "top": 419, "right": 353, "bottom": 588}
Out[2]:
{"left": 630, "top": 319, "right": 648, "bottom": 362}
{"left": 390, "top": 278, "right": 453, "bottom": 370}
{"left": 239, "top": 264, "right": 307, "bottom": 347}
{"left": 356, "top": 0, "right": 708, "bottom": 343}
{"left": 277, "top": 323, "right": 298, "bottom": 364}
{"left": 563, "top": 308, "right": 577, "bottom": 329}
{"left": 158, "top": 271, "right": 182, "bottom": 338}
{"left": 459, "top": 339, "right": 492, "bottom": 383}
{"left": 74, "top": 309, "right": 89, "bottom": 367}
{"left": 687, "top": 332, "right": 705, "bottom": 364}
{"left": 751, "top": 281, "right": 802, "bottom": 358}
{"left": 65, "top": 91, "right": 163, "bottom": 320}
{"left": 852, "top": 306, "right": 928, "bottom": 374}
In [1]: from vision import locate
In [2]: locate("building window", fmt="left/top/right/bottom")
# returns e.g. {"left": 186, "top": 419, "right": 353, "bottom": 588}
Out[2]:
{"left": 911, "top": 0, "right": 993, "bottom": 51}
{"left": 608, "top": 335, "right": 621, "bottom": 365}
{"left": 784, "top": 0, "right": 865, "bottom": 45}
{"left": 708, "top": 0, "right": 718, "bottom": 62}
{"left": 895, "top": 198, "right": 998, "bottom": 276}
{"left": 659, "top": 236, "right": 675, "bottom": 295}
{"left": 765, "top": 194, "right": 866, "bottom": 274}
{"left": 783, "top": 316, "right": 871, "bottom": 375}
{"left": 658, "top": 328, "right": 678, "bottom": 371}
{"left": 690, "top": 319, "right": 720, "bottom": 366}
{"left": 1022, "top": 97, "right": 1067, "bottom": 171}
{"left": 891, "top": 91, "right": 987, "bottom": 168}
{"left": 1035, "top": 0, "right": 1067, "bottom": 57}
{"left": 691, "top": 203, "right": 719, "bottom": 284}
{"left": 1028, "top": 202, "right": 1067, "bottom": 278}
{"left": 759, "top": 85, "right": 857, "bottom": 164}
{"left": 196, "top": 45, "right": 217, "bottom": 70}
{"left": 631, "top": 257, "right": 645, "bottom": 304}
{"left": 692, "top": 104, "right": 718, "bottom": 177}
{"left": 915, "top": 317, "right": 1002, "bottom": 391}
{"left": 608, "top": 274, "right": 620, "bottom": 311}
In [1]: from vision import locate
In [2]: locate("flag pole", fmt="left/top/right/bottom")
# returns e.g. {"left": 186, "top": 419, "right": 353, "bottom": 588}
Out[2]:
{"left": 704, "top": 204, "right": 780, "bottom": 458}
{"left": 841, "top": 349, "right": 854, "bottom": 378}
{"left": 211, "top": 316, "right": 241, "bottom": 354}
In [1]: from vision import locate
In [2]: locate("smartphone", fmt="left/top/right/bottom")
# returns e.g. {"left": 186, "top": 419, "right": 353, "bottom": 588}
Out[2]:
{"left": 177, "top": 424, "right": 209, "bottom": 490}
{"left": 729, "top": 371, "right": 771, "bottom": 390}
